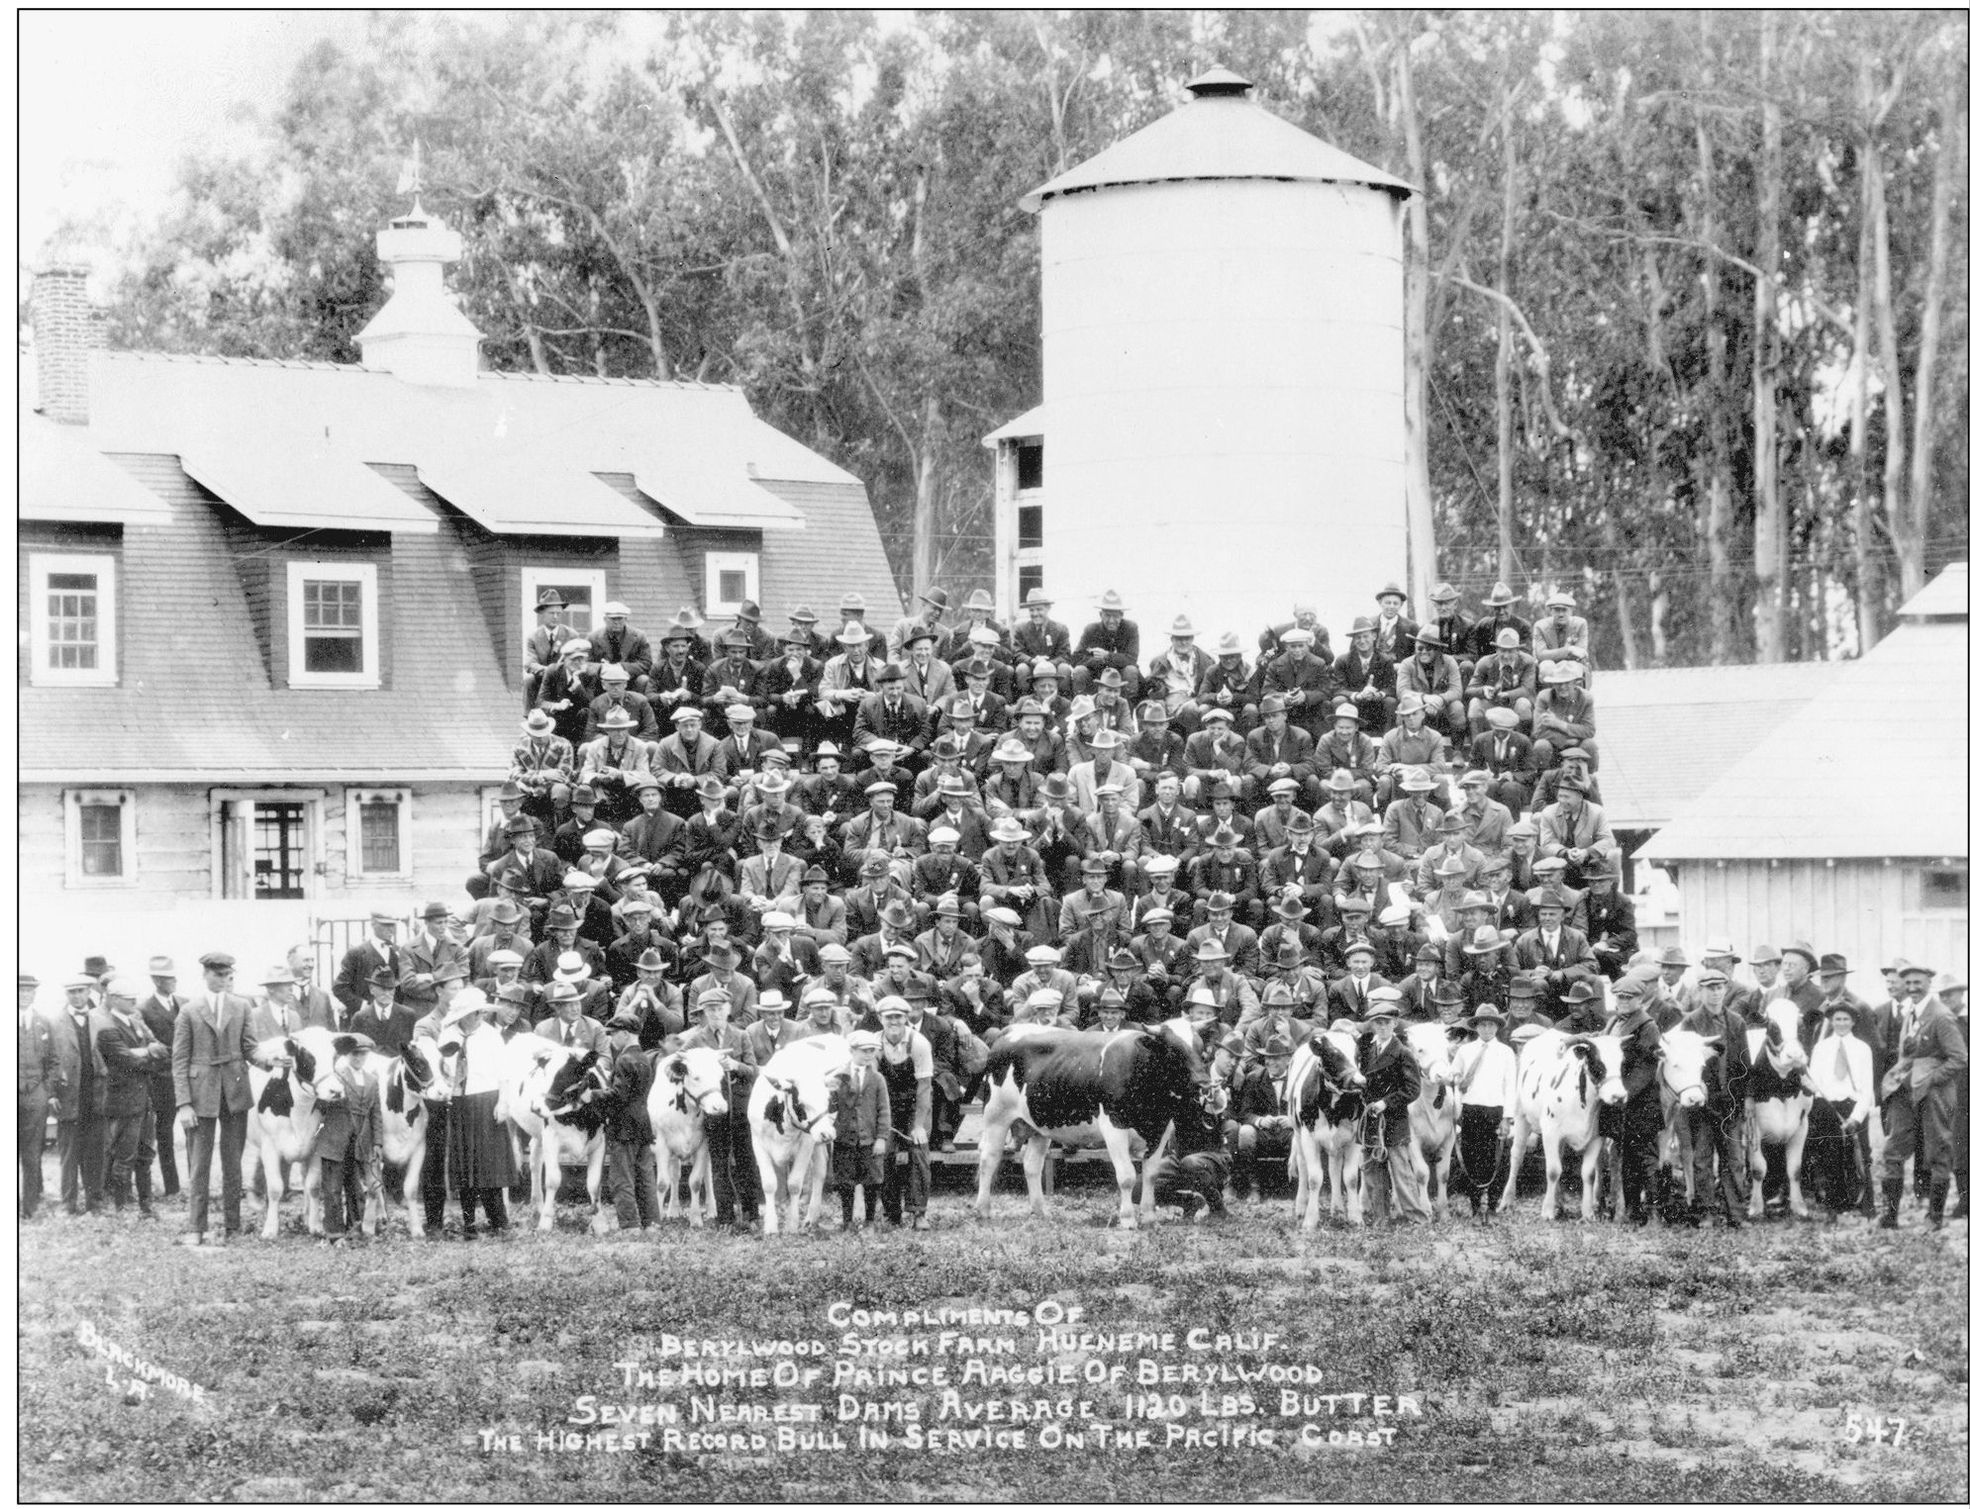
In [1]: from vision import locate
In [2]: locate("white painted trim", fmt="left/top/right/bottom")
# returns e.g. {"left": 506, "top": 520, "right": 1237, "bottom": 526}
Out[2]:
{"left": 29, "top": 551, "right": 117, "bottom": 687}
{"left": 286, "top": 560, "right": 380, "bottom": 689}
{"left": 345, "top": 787, "right": 413, "bottom": 881}
{"left": 63, "top": 787, "right": 137, "bottom": 888}
{"left": 208, "top": 789, "right": 324, "bottom": 901}
{"left": 705, "top": 550, "right": 760, "bottom": 619}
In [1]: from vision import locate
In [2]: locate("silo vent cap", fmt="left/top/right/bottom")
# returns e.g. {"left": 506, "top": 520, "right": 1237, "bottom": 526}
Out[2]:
{"left": 1186, "top": 66, "right": 1254, "bottom": 99}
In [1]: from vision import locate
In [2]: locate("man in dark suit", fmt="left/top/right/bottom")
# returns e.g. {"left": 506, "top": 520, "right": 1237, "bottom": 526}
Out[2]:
{"left": 1070, "top": 589, "right": 1143, "bottom": 700}
{"left": 1879, "top": 963, "right": 1968, "bottom": 1229}
{"left": 97, "top": 978, "right": 168, "bottom": 1219}
{"left": 138, "top": 957, "right": 190, "bottom": 1198}
{"left": 172, "top": 953, "right": 260, "bottom": 1245}
{"left": 853, "top": 665, "right": 934, "bottom": 772}
{"left": 830, "top": 1031, "right": 892, "bottom": 1225}
{"left": 1582, "top": 858, "right": 1640, "bottom": 978}
{"left": 1369, "top": 583, "right": 1419, "bottom": 665}
{"left": 1512, "top": 888, "right": 1599, "bottom": 1015}
{"left": 589, "top": 601, "right": 655, "bottom": 694}
{"left": 1357, "top": 994, "right": 1428, "bottom": 1223}
{"left": 52, "top": 974, "right": 109, "bottom": 1216}
{"left": 19, "top": 975, "right": 62, "bottom": 1218}
{"left": 334, "top": 911, "right": 406, "bottom": 1019}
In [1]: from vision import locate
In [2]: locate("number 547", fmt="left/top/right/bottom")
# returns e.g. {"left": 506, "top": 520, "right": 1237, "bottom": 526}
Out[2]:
{"left": 1844, "top": 1415, "right": 1908, "bottom": 1447}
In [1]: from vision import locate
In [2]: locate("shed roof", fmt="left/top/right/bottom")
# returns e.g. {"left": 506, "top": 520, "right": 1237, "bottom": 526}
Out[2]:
{"left": 1638, "top": 576, "right": 1969, "bottom": 861}
{"left": 19, "top": 407, "right": 171, "bottom": 525}
{"left": 1021, "top": 87, "right": 1412, "bottom": 212}
{"left": 84, "top": 352, "right": 851, "bottom": 537}
{"left": 1899, "top": 561, "right": 1967, "bottom": 619}
{"left": 1591, "top": 661, "right": 1849, "bottom": 830}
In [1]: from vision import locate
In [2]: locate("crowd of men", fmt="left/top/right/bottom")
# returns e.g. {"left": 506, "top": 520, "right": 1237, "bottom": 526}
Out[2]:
{"left": 18, "top": 582, "right": 1969, "bottom": 1237}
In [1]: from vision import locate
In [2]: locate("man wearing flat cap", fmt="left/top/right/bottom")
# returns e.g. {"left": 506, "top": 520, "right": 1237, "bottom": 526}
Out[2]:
{"left": 589, "top": 601, "right": 654, "bottom": 695}
{"left": 1678, "top": 967, "right": 1752, "bottom": 1229}
{"left": 173, "top": 953, "right": 260, "bottom": 1245}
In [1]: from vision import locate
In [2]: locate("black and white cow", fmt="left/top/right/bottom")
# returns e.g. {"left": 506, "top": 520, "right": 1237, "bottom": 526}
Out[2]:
{"left": 496, "top": 1040, "right": 609, "bottom": 1231}
{"left": 246, "top": 1027, "right": 344, "bottom": 1239}
{"left": 1285, "top": 1029, "right": 1369, "bottom": 1230}
{"left": 368, "top": 1038, "right": 443, "bottom": 1237}
{"left": 1746, "top": 999, "right": 1816, "bottom": 1218}
{"left": 974, "top": 1024, "right": 1215, "bottom": 1230}
{"left": 650, "top": 1046, "right": 729, "bottom": 1227}
{"left": 750, "top": 1035, "right": 850, "bottom": 1236}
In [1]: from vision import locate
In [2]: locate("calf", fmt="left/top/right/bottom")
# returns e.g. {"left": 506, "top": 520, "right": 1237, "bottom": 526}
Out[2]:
{"left": 975, "top": 1024, "right": 1212, "bottom": 1230}
{"left": 245, "top": 1027, "right": 343, "bottom": 1239}
{"left": 1745, "top": 999, "right": 1816, "bottom": 1218}
{"left": 749, "top": 1036, "right": 850, "bottom": 1236}
{"left": 497, "top": 1040, "right": 609, "bottom": 1232}
{"left": 1504, "top": 1028, "right": 1629, "bottom": 1221}
{"left": 649, "top": 1047, "right": 728, "bottom": 1226}
{"left": 1403, "top": 1022, "right": 1468, "bottom": 1217}
{"left": 1285, "top": 1029, "right": 1368, "bottom": 1230}
{"left": 367, "top": 1038, "right": 443, "bottom": 1238}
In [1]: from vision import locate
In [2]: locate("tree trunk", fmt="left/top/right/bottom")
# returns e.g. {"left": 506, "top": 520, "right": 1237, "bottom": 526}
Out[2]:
{"left": 1906, "top": 56, "right": 1961, "bottom": 602}
{"left": 1694, "top": 50, "right": 1735, "bottom": 666}
{"left": 1851, "top": 71, "right": 1883, "bottom": 653}
{"left": 1868, "top": 112, "right": 1910, "bottom": 612}
{"left": 1394, "top": 32, "right": 1437, "bottom": 601}
{"left": 909, "top": 396, "right": 943, "bottom": 602}
{"left": 1648, "top": 569, "right": 1670, "bottom": 664}
{"left": 1495, "top": 77, "right": 1516, "bottom": 587}
{"left": 1751, "top": 13, "right": 1786, "bottom": 661}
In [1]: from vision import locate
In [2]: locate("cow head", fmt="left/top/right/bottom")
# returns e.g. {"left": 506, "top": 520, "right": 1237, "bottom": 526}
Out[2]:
{"left": 1656, "top": 1029, "right": 1717, "bottom": 1110}
{"left": 1761, "top": 999, "right": 1809, "bottom": 1078}
{"left": 764, "top": 1072, "right": 839, "bottom": 1145}
{"left": 660, "top": 1047, "right": 728, "bottom": 1120}
{"left": 1561, "top": 1033, "right": 1624, "bottom": 1107}
{"left": 544, "top": 1050, "right": 605, "bottom": 1119}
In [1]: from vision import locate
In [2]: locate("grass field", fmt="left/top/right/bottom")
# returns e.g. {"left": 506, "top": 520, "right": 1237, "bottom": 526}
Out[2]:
{"left": 18, "top": 1170, "right": 1968, "bottom": 1505}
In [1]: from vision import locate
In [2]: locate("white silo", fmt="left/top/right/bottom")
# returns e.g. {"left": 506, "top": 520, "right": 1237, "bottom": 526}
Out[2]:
{"left": 1017, "top": 66, "right": 1413, "bottom": 646}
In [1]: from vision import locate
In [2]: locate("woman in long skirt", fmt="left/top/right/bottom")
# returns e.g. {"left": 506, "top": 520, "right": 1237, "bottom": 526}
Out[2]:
{"left": 445, "top": 994, "right": 515, "bottom": 1237}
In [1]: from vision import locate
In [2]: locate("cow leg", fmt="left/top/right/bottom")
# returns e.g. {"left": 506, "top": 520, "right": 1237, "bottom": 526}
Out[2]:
{"left": 1293, "top": 1127, "right": 1319, "bottom": 1232}
{"left": 302, "top": 1155, "right": 325, "bottom": 1237}
{"left": 1020, "top": 1136, "right": 1052, "bottom": 1217}
{"left": 751, "top": 1129, "right": 784, "bottom": 1236}
{"left": 585, "top": 1135, "right": 607, "bottom": 1228}
{"left": 1338, "top": 1139, "right": 1364, "bottom": 1227}
{"left": 402, "top": 1142, "right": 425, "bottom": 1240}
{"left": 536, "top": 1136, "right": 561, "bottom": 1233}
{"left": 1580, "top": 1135, "right": 1603, "bottom": 1223}
{"left": 1785, "top": 1112, "right": 1811, "bottom": 1217}
{"left": 1540, "top": 1118, "right": 1564, "bottom": 1221}
{"left": 1136, "top": 1121, "right": 1176, "bottom": 1228}
{"left": 257, "top": 1135, "right": 285, "bottom": 1240}
{"left": 1102, "top": 1117, "right": 1141, "bottom": 1230}
{"left": 1745, "top": 1108, "right": 1768, "bottom": 1218}
{"left": 798, "top": 1138, "right": 833, "bottom": 1234}
{"left": 1501, "top": 1117, "right": 1531, "bottom": 1212}
{"left": 973, "top": 1115, "right": 1010, "bottom": 1221}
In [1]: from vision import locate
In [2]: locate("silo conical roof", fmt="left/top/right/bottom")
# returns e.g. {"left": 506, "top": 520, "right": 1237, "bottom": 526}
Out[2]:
{"left": 1020, "top": 68, "right": 1414, "bottom": 212}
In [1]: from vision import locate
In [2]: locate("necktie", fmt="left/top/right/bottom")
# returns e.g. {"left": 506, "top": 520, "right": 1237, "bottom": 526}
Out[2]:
{"left": 1458, "top": 1043, "right": 1485, "bottom": 1095}
{"left": 1564, "top": 816, "right": 1577, "bottom": 848}
{"left": 854, "top": 1068, "right": 863, "bottom": 1092}
{"left": 1832, "top": 1040, "right": 1851, "bottom": 1085}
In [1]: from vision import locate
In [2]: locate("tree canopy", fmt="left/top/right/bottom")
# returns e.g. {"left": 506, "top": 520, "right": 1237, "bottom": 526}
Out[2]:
{"left": 48, "top": 10, "right": 1966, "bottom": 664}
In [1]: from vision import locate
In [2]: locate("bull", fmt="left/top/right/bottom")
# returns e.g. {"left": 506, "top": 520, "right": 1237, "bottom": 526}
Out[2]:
{"left": 1284, "top": 1029, "right": 1369, "bottom": 1230}
{"left": 650, "top": 1047, "right": 729, "bottom": 1226}
{"left": 749, "top": 1035, "right": 850, "bottom": 1236}
{"left": 974, "top": 1023, "right": 1214, "bottom": 1230}
{"left": 1503, "top": 1028, "right": 1629, "bottom": 1221}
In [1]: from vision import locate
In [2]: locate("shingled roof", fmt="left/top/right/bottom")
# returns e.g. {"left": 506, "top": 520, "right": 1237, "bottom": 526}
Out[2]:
{"left": 1637, "top": 563, "right": 1969, "bottom": 861}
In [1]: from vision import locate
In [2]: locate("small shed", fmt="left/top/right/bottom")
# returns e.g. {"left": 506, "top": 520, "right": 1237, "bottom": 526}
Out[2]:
{"left": 1636, "top": 563, "right": 1969, "bottom": 985}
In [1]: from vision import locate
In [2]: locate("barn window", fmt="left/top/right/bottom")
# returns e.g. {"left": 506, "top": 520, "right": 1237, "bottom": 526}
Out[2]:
{"left": 1015, "top": 441, "right": 1043, "bottom": 492}
{"left": 64, "top": 788, "right": 135, "bottom": 887}
{"left": 1017, "top": 504, "right": 1044, "bottom": 550}
{"left": 29, "top": 553, "right": 117, "bottom": 687}
{"left": 1920, "top": 866, "right": 1966, "bottom": 910}
{"left": 287, "top": 561, "right": 379, "bottom": 688}
{"left": 705, "top": 551, "right": 759, "bottom": 618}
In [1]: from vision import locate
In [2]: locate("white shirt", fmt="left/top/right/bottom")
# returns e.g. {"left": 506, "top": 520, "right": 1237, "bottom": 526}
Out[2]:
{"left": 1452, "top": 1038, "right": 1515, "bottom": 1109}
{"left": 1806, "top": 1033, "right": 1874, "bottom": 1120}
{"left": 459, "top": 1022, "right": 508, "bottom": 1096}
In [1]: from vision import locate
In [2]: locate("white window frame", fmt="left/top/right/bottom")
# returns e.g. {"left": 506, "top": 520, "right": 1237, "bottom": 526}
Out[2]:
{"left": 29, "top": 552, "right": 118, "bottom": 687}
{"left": 345, "top": 787, "right": 413, "bottom": 882}
{"left": 286, "top": 560, "right": 380, "bottom": 688}
{"left": 704, "top": 551, "right": 759, "bottom": 619}
{"left": 520, "top": 566, "right": 606, "bottom": 660}
{"left": 64, "top": 787, "right": 137, "bottom": 888}
{"left": 209, "top": 788, "right": 325, "bottom": 901}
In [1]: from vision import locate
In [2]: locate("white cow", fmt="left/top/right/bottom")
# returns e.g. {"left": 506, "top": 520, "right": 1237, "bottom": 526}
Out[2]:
{"left": 1745, "top": 999, "right": 1816, "bottom": 1218}
{"left": 1654, "top": 1027, "right": 1720, "bottom": 1206}
{"left": 649, "top": 1047, "right": 729, "bottom": 1226}
{"left": 1503, "top": 1028, "right": 1629, "bottom": 1221}
{"left": 496, "top": 1038, "right": 609, "bottom": 1232}
{"left": 1404, "top": 1022, "right": 1467, "bottom": 1217}
{"left": 366, "top": 1037, "right": 446, "bottom": 1238}
{"left": 750, "top": 1036, "right": 850, "bottom": 1236}
{"left": 1285, "top": 1028, "right": 1368, "bottom": 1230}
{"left": 245, "top": 1027, "right": 345, "bottom": 1240}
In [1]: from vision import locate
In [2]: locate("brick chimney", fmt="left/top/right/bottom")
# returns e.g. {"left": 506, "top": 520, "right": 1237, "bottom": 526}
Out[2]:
{"left": 32, "top": 264, "right": 95, "bottom": 425}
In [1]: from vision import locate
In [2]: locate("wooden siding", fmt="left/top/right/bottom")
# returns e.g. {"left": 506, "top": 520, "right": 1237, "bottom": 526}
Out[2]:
{"left": 16, "top": 521, "right": 124, "bottom": 690}
{"left": 1668, "top": 858, "right": 1968, "bottom": 1000}
{"left": 757, "top": 479, "right": 906, "bottom": 620}
{"left": 617, "top": 535, "right": 695, "bottom": 632}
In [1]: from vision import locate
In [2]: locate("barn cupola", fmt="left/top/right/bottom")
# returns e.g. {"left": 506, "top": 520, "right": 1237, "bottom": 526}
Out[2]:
{"left": 355, "top": 150, "right": 483, "bottom": 388}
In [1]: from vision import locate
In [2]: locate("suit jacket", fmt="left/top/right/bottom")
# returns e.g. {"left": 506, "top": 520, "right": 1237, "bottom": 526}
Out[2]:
{"left": 1512, "top": 926, "right": 1598, "bottom": 1003}
{"left": 901, "top": 657, "right": 957, "bottom": 708}
{"left": 1324, "top": 972, "right": 1391, "bottom": 1023}
{"left": 588, "top": 625, "right": 656, "bottom": 683}
{"left": 20, "top": 1011, "right": 63, "bottom": 1100}
{"left": 533, "top": 1014, "right": 610, "bottom": 1056}
{"left": 739, "top": 851, "right": 806, "bottom": 912}
{"left": 1066, "top": 760, "right": 1141, "bottom": 815}
{"left": 583, "top": 689, "right": 661, "bottom": 742}
{"left": 1371, "top": 612, "right": 1419, "bottom": 664}
{"left": 841, "top": 809, "right": 928, "bottom": 868}
{"left": 1357, "top": 1030, "right": 1422, "bottom": 1144}
{"left": 334, "top": 939, "right": 406, "bottom": 1015}
{"left": 1245, "top": 724, "right": 1317, "bottom": 786}
{"left": 744, "top": 1018, "right": 806, "bottom": 1067}
{"left": 578, "top": 733, "right": 654, "bottom": 787}
{"left": 677, "top": 1021, "right": 756, "bottom": 1068}
{"left": 1327, "top": 651, "right": 1397, "bottom": 734}
{"left": 172, "top": 991, "right": 259, "bottom": 1116}
{"left": 831, "top": 1063, "right": 892, "bottom": 1146}
{"left": 622, "top": 808, "right": 690, "bottom": 872}
{"left": 315, "top": 1069, "right": 383, "bottom": 1165}
{"left": 49, "top": 1007, "right": 109, "bottom": 1122}
{"left": 249, "top": 996, "right": 314, "bottom": 1044}
{"left": 1881, "top": 997, "right": 1969, "bottom": 1103}
{"left": 1011, "top": 617, "right": 1072, "bottom": 669}
{"left": 1073, "top": 618, "right": 1141, "bottom": 671}
{"left": 854, "top": 692, "right": 935, "bottom": 755}
{"left": 1181, "top": 730, "right": 1252, "bottom": 791}
{"left": 1185, "top": 921, "right": 1260, "bottom": 976}
{"left": 719, "top": 731, "right": 786, "bottom": 784}
{"left": 1535, "top": 800, "right": 1618, "bottom": 867}
{"left": 97, "top": 1009, "right": 164, "bottom": 1116}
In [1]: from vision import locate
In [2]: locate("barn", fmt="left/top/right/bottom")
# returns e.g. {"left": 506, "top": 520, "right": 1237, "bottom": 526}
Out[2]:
{"left": 18, "top": 198, "right": 900, "bottom": 969}
{"left": 1636, "top": 562, "right": 1968, "bottom": 984}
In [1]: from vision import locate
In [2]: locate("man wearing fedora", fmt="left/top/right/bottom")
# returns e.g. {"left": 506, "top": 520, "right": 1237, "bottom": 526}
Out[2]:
{"left": 1530, "top": 659, "right": 1597, "bottom": 773}
{"left": 891, "top": 586, "right": 957, "bottom": 667}
{"left": 173, "top": 952, "right": 259, "bottom": 1246}
{"left": 1261, "top": 628, "right": 1333, "bottom": 739}
{"left": 1369, "top": 582, "right": 1419, "bottom": 664}
{"left": 1396, "top": 625, "right": 1466, "bottom": 746}
{"left": 1226, "top": 1006, "right": 1304, "bottom": 1201}
{"left": 1531, "top": 590, "right": 1591, "bottom": 681}
{"left": 1451, "top": 1002, "right": 1515, "bottom": 1219}
{"left": 524, "top": 588, "right": 577, "bottom": 708}
{"left": 1805, "top": 995, "right": 1877, "bottom": 1223}
{"left": 510, "top": 707, "right": 577, "bottom": 830}
{"left": 1465, "top": 625, "right": 1539, "bottom": 732}
{"left": 1010, "top": 588, "right": 1071, "bottom": 689}
{"left": 1465, "top": 582, "right": 1534, "bottom": 664}
{"left": 1680, "top": 966, "right": 1753, "bottom": 1229}
{"left": 1330, "top": 620, "right": 1397, "bottom": 740}
{"left": 1877, "top": 961, "right": 1965, "bottom": 1228}
{"left": 1070, "top": 589, "right": 1143, "bottom": 700}
{"left": 578, "top": 705, "right": 654, "bottom": 825}
{"left": 648, "top": 627, "right": 710, "bottom": 740}
{"left": 1247, "top": 693, "right": 1318, "bottom": 793}
{"left": 1144, "top": 615, "right": 1216, "bottom": 733}
{"left": 853, "top": 664, "right": 934, "bottom": 774}
{"left": 1358, "top": 992, "right": 1429, "bottom": 1224}
{"left": 1196, "top": 632, "right": 1260, "bottom": 732}
{"left": 583, "top": 660, "right": 660, "bottom": 743}
{"left": 588, "top": 600, "right": 655, "bottom": 696}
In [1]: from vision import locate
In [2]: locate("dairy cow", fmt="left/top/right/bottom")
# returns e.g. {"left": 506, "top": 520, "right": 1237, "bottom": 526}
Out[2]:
{"left": 750, "top": 1035, "right": 851, "bottom": 1236}
{"left": 974, "top": 1023, "right": 1213, "bottom": 1230}
{"left": 1285, "top": 1029, "right": 1369, "bottom": 1230}
{"left": 650, "top": 1047, "right": 729, "bottom": 1226}
{"left": 497, "top": 1040, "right": 609, "bottom": 1231}
{"left": 1745, "top": 999, "right": 1816, "bottom": 1218}
{"left": 1503, "top": 1028, "right": 1629, "bottom": 1221}
{"left": 368, "top": 1038, "right": 443, "bottom": 1238}
{"left": 1653, "top": 1027, "right": 1720, "bottom": 1207}
{"left": 1403, "top": 1022, "right": 1468, "bottom": 1217}
{"left": 245, "top": 1027, "right": 344, "bottom": 1239}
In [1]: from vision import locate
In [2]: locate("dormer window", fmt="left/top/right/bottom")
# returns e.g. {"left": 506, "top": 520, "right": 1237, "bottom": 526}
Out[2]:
{"left": 287, "top": 561, "right": 379, "bottom": 688}
{"left": 28, "top": 552, "right": 117, "bottom": 687}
